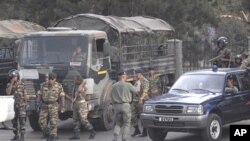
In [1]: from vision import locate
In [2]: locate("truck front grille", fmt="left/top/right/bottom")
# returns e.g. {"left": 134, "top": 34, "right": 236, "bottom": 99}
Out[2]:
{"left": 155, "top": 105, "right": 184, "bottom": 114}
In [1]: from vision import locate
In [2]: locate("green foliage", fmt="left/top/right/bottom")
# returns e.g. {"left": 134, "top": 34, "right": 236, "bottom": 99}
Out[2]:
{"left": 0, "top": 0, "right": 249, "bottom": 44}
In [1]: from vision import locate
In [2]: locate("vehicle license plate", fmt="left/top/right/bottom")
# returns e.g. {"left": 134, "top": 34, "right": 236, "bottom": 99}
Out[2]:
{"left": 158, "top": 117, "right": 174, "bottom": 122}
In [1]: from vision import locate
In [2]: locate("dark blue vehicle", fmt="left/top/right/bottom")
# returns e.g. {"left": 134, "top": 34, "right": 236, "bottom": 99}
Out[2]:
{"left": 141, "top": 68, "right": 250, "bottom": 141}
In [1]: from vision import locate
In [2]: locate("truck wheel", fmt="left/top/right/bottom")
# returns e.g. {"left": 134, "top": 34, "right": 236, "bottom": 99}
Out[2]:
{"left": 202, "top": 114, "right": 222, "bottom": 141}
{"left": 95, "top": 80, "right": 115, "bottom": 130}
{"left": 148, "top": 128, "right": 168, "bottom": 141}
{"left": 28, "top": 111, "right": 41, "bottom": 131}
{"left": 98, "top": 102, "right": 115, "bottom": 130}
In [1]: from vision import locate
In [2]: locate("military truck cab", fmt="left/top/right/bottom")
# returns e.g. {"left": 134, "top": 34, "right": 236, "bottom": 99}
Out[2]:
{"left": 18, "top": 28, "right": 115, "bottom": 131}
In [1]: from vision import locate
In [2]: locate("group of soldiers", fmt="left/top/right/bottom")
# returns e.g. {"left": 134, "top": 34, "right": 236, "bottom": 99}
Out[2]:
{"left": 110, "top": 67, "right": 162, "bottom": 141}
{"left": 5, "top": 66, "right": 162, "bottom": 141}
{"left": 213, "top": 36, "right": 250, "bottom": 68}
{"left": 6, "top": 71, "right": 96, "bottom": 141}
{"left": 8, "top": 36, "right": 249, "bottom": 141}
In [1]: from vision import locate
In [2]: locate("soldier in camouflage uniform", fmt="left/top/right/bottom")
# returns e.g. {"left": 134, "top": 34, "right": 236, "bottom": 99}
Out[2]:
{"left": 240, "top": 51, "right": 250, "bottom": 69}
{"left": 148, "top": 67, "right": 162, "bottom": 98}
{"left": 69, "top": 75, "right": 96, "bottom": 140}
{"left": 131, "top": 69, "right": 149, "bottom": 137}
{"left": 37, "top": 73, "right": 65, "bottom": 141}
{"left": 110, "top": 70, "right": 137, "bottom": 141}
{"left": 6, "top": 70, "right": 28, "bottom": 141}
{"left": 214, "top": 36, "right": 232, "bottom": 68}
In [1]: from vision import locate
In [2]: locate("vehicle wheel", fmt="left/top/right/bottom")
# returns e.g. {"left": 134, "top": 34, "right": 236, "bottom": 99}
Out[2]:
{"left": 28, "top": 111, "right": 41, "bottom": 131}
{"left": 148, "top": 128, "right": 168, "bottom": 141}
{"left": 202, "top": 114, "right": 222, "bottom": 141}
{"left": 95, "top": 80, "right": 115, "bottom": 131}
{"left": 97, "top": 102, "right": 115, "bottom": 130}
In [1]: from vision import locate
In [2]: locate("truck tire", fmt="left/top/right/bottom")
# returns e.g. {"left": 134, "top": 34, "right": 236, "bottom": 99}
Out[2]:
{"left": 97, "top": 102, "right": 115, "bottom": 131}
{"left": 95, "top": 80, "right": 115, "bottom": 131}
{"left": 148, "top": 128, "right": 168, "bottom": 141}
{"left": 28, "top": 111, "right": 41, "bottom": 131}
{"left": 202, "top": 114, "right": 222, "bottom": 141}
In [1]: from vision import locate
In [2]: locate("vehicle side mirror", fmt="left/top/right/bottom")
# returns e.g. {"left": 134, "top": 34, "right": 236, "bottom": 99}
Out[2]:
{"left": 103, "top": 41, "right": 110, "bottom": 56}
{"left": 225, "top": 88, "right": 236, "bottom": 95}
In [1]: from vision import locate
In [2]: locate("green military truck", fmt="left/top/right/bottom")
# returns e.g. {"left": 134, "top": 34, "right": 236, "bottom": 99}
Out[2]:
{"left": 18, "top": 14, "right": 181, "bottom": 131}
{"left": 0, "top": 20, "right": 44, "bottom": 95}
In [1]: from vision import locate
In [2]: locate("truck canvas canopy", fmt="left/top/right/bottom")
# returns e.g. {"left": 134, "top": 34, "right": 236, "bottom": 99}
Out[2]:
{"left": 0, "top": 20, "right": 44, "bottom": 94}
{"left": 54, "top": 13, "right": 175, "bottom": 77}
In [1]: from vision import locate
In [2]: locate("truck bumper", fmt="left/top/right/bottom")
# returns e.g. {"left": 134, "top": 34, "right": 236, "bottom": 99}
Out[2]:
{"left": 141, "top": 113, "right": 208, "bottom": 131}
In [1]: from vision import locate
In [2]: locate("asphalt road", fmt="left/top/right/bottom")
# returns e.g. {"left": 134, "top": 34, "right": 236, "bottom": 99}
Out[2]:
{"left": 0, "top": 119, "right": 249, "bottom": 141}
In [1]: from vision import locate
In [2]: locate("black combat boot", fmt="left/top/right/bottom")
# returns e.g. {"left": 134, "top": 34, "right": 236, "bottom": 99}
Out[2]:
{"left": 11, "top": 134, "right": 19, "bottom": 141}
{"left": 41, "top": 130, "right": 49, "bottom": 139}
{"left": 69, "top": 132, "right": 80, "bottom": 140}
{"left": 131, "top": 125, "right": 141, "bottom": 137}
{"left": 89, "top": 129, "right": 96, "bottom": 139}
{"left": 139, "top": 128, "right": 148, "bottom": 137}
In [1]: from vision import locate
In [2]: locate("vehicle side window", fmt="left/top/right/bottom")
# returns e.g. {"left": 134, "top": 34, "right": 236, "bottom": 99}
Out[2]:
{"left": 225, "top": 74, "right": 240, "bottom": 92}
{"left": 92, "top": 39, "right": 104, "bottom": 65}
{"left": 239, "top": 72, "right": 250, "bottom": 91}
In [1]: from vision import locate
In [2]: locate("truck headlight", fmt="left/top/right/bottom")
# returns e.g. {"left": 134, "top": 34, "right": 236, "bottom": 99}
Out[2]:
{"left": 143, "top": 105, "right": 155, "bottom": 113}
{"left": 186, "top": 105, "right": 203, "bottom": 114}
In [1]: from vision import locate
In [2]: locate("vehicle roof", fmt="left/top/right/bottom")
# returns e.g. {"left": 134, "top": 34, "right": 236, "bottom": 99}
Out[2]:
{"left": 54, "top": 13, "right": 174, "bottom": 33}
{"left": 184, "top": 68, "right": 246, "bottom": 76}
{"left": 0, "top": 19, "right": 45, "bottom": 39}
{"left": 23, "top": 30, "right": 107, "bottom": 38}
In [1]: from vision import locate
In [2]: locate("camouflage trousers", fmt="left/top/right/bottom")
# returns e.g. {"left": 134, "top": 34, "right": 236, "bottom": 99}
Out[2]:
{"left": 131, "top": 101, "right": 142, "bottom": 127}
{"left": 72, "top": 101, "right": 93, "bottom": 133}
{"left": 39, "top": 103, "right": 58, "bottom": 138}
{"left": 113, "top": 103, "right": 131, "bottom": 141}
{"left": 12, "top": 103, "right": 26, "bottom": 135}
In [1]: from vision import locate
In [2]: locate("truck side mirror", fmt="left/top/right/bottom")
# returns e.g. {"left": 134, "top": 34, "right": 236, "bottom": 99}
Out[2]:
{"left": 103, "top": 41, "right": 110, "bottom": 56}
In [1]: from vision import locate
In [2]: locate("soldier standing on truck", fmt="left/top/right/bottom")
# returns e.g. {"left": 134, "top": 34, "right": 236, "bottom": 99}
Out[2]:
{"left": 6, "top": 70, "right": 28, "bottom": 141}
{"left": 131, "top": 69, "right": 149, "bottom": 137}
{"left": 69, "top": 75, "right": 96, "bottom": 140}
{"left": 110, "top": 70, "right": 137, "bottom": 141}
{"left": 214, "top": 36, "right": 232, "bottom": 67}
{"left": 241, "top": 51, "right": 250, "bottom": 69}
{"left": 148, "top": 67, "right": 162, "bottom": 98}
{"left": 37, "top": 73, "right": 65, "bottom": 141}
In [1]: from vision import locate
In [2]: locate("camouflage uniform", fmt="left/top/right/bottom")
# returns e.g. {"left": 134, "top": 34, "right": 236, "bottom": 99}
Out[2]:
{"left": 131, "top": 80, "right": 140, "bottom": 128}
{"left": 7, "top": 81, "right": 27, "bottom": 141}
{"left": 241, "top": 55, "right": 250, "bottom": 69}
{"left": 131, "top": 76, "right": 149, "bottom": 137}
{"left": 69, "top": 80, "right": 95, "bottom": 140}
{"left": 216, "top": 48, "right": 231, "bottom": 68}
{"left": 38, "top": 82, "right": 65, "bottom": 140}
{"left": 148, "top": 75, "right": 162, "bottom": 98}
{"left": 110, "top": 80, "right": 136, "bottom": 141}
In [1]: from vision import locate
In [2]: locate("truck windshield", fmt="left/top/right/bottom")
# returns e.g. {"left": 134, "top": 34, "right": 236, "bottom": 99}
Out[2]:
{"left": 19, "top": 36, "right": 88, "bottom": 66}
{"left": 169, "top": 74, "right": 225, "bottom": 94}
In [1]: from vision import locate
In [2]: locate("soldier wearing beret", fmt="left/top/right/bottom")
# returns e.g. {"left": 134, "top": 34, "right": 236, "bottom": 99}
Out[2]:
{"left": 110, "top": 70, "right": 137, "bottom": 141}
